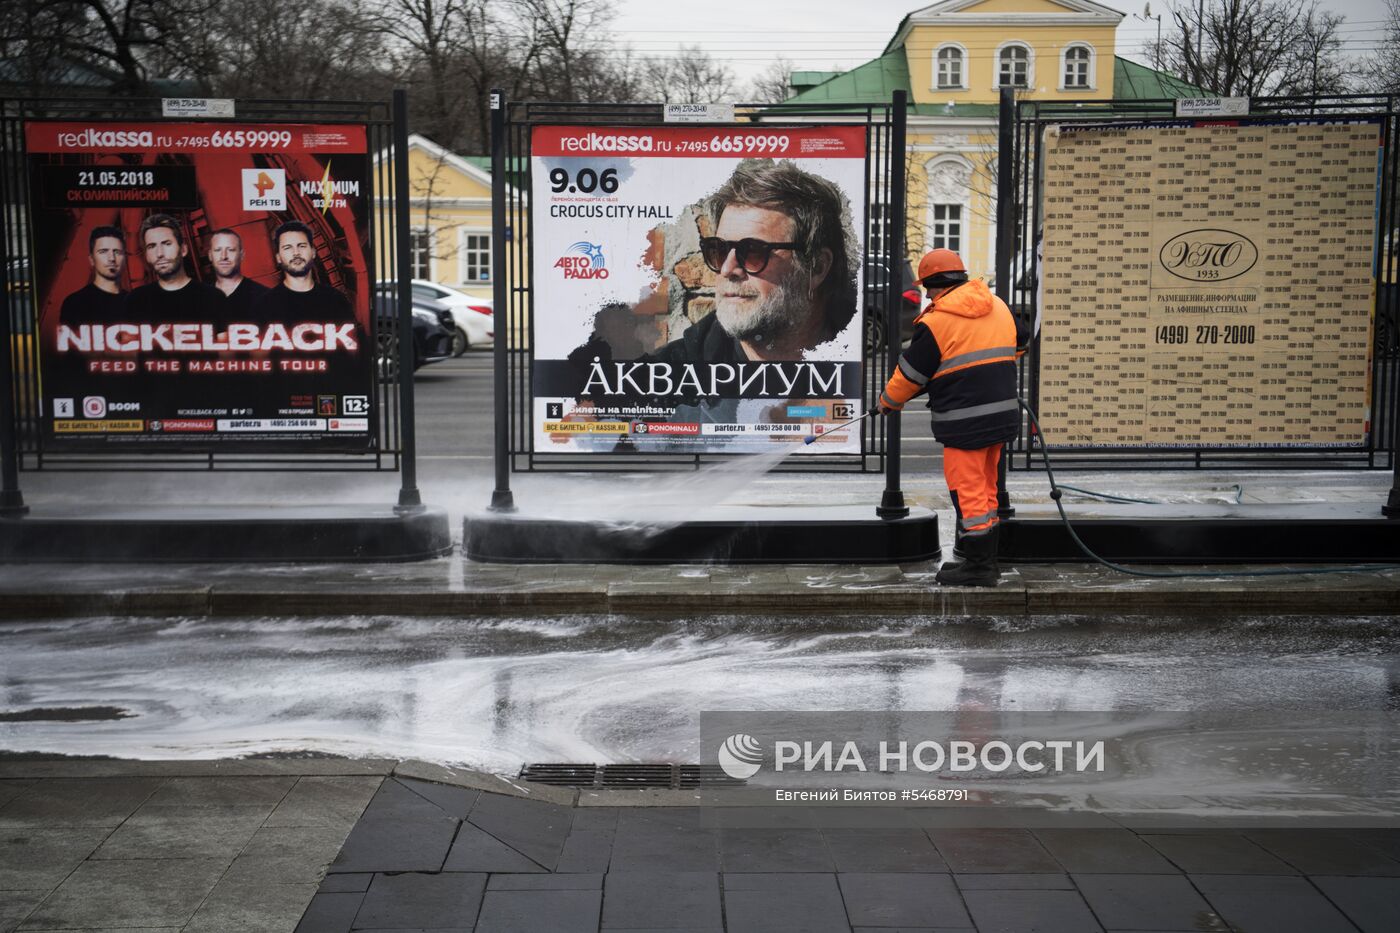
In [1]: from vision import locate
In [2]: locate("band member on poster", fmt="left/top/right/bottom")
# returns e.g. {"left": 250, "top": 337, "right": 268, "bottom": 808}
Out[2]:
{"left": 208, "top": 228, "right": 268, "bottom": 319}
{"left": 256, "top": 220, "right": 354, "bottom": 322}
{"left": 58, "top": 225, "right": 128, "bottom": 325}
{"left": 126, "top": 213, "right": 224, "bottom": 323}
{"left": 643, "top": 158, "right": 859, "bottom": 366}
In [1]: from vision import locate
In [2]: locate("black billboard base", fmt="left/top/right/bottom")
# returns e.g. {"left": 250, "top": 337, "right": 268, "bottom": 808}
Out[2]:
{"left": 464, "top": 505, "right": 940, "bottom": 564}
{"left": 0, "top": 505, "right": 452, "bottom": 563}
{"left": 999, "top": 502, "right": 1400, "bottom": 564}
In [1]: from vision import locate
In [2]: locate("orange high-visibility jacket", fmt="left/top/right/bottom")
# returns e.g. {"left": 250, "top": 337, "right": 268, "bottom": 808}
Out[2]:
{"left": 879, "top": 279, "right": 1026, "bottom": 450}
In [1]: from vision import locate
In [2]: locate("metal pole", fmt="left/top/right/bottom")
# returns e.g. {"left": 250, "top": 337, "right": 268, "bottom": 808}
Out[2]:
{"left": 877, "top": 90, "right": 910, "bottom": 519}
{"left": 488, "top": 88, "right": 515, "bottom": 512}
{"left": 0, "top": 136, "right": 29, "bottom": 516}
{"left": 995, "top": 87, "right": 1017, "bottom": 519}
{"left": 392, "top": 88, "right": 422, "bottom": 512}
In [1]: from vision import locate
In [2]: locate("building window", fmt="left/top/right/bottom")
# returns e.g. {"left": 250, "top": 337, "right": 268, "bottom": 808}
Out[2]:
{"left": 997, "top": 43, "right": 1031, "bottom": 88}
{"left": 935, "top": 45, "right": 965, "bottom": 89}
{"left": 461, "top": 231, "right": 491, "bottom": 283}
{"left": 1063, "top": 44, "right": 1092, "bottom": 89}
{"left": 409, "top": 228, "right": 431, "bottom": 280}
{"left": 931, "top": 204, "right": 962, "bottom": 254}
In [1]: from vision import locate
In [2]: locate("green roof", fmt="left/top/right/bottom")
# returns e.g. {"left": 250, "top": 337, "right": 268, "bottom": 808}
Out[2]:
{"left": 787, "top": 49, "right": 1206, "bottom": 109}
{"left": 1113, "top": 57, "right": 1207, "bottom": 99}
{"left": 785, "top": 49, "right": 910, "bottom": 104}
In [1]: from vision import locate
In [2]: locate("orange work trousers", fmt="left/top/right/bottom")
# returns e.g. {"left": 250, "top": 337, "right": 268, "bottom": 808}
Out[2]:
{"left": 943, "top": 444, "right": 1002, "bottom": 538}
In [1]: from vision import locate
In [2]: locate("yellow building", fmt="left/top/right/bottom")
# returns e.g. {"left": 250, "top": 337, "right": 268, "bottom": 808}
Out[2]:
{"left": 389, "top": 133, "right": 515, "bottom": 301}
{"left": 787, "top": 0, "right": 1200, "bottom": 280}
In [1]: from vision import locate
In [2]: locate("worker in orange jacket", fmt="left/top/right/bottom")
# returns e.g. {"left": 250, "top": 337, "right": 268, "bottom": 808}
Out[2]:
{"left": 879, "top": 249, "right": 1028, "bottom": 587}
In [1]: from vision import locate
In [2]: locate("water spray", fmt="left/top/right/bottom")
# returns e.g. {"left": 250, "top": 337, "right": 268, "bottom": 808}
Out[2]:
{"left": 804, "top": 409, "right": 878, "bottom": 445}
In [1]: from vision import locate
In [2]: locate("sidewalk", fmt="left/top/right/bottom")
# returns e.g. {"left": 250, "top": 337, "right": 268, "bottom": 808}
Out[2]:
{"left": 2, "top": 758, "right": 1398, "bottom": 932}
{"left": 2, "top": 467, "right": 1397, "bottom": 619}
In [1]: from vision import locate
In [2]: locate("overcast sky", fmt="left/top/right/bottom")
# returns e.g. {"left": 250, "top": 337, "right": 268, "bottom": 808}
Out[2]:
{"left": 609, "top": 0, "right": 1394, "bottom": 87}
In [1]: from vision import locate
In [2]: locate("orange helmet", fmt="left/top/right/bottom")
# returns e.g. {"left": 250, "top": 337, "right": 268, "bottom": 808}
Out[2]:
{"left": 917, "top": 248, "right": 966, "bottom": 283}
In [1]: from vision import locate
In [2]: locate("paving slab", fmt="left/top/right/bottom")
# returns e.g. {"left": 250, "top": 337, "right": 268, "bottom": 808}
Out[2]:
{"left": 722, "top": 873, "right": 849, "bottom": 933}
{"left": 467, "top": 793, "right": 574, "bottom": 870}
{"left": 487, "top": 873, "right": 604, "bottom": 890}
{"left": 399, "top": 777, "right": 481, "bottom": 819}
{"left": 0, "top": 890, "right": 46, "bottom": 933}
{"left": 0, "top": 778, "right": 162, "bottom": 827}
{"left": 1139, "top": 832, "right": 1297, "bottom": 874}
{"left": 89, "top": 804, "right": 269, "bottom": 860}
{"left": 837, "top": 873, "right": 969, "bottom": 928}
{"left": 18, "top": 856, "right": 227, "bottom": 930}
{"left": 1031, "top": 829, "right": 1180, "bottom": 874}
{"left": 264, "top": 776, "right": 382, "bottom": 829}
{"left": 475, "top": 888, "right": 602, "bottom": 933}
{"left": 182, "top": 877, "right": 319, "bottom": 932}
{"left": 610, "top": 812, "right": 720, "bottom": 872}
{"left": 1072, "top": 874, "right": 1226, "bottom": 932}
{"left": 928, "top": 828, "right": 1062, "bottom": 873}
{"left": 353, "top": 872, "right": 487, "bottom": 929}
{"left": 1191, "top": 874, "right": 1362, "bottom": 933}
{"left": 293, "top": 891, "right": 364, "bottom": 933}
{"left": 1243, "top": 829, "right": 1400, "bottom": 876}
{"left": 823, "top": 829, "right": 947, "bottom": 873}
{"left": 953, "top": 873, "right": 1075, "bottom": 890}
{"left": 601, "top": 871, "right": 722, "bottom": 930}
{"left": 327, "top": 812, "right": 458, "bottom": 874}
{"left": 960, "top": 888, "right": 1103, "bottom": 933}
{"left": 1310, "top": 876, "right": 1400, "bottom": 933}
{"left": 555, "top": 828, "right": 615, "bottom": 873}
{"left": 718, "top": 828, "right": 834, "bottom": 872}
{"left": 442, "top": 823, "right": 548, "bottom": 872}
{"left": 141, "top": 775, "right": 296, "bottom": 808}
{"left": 0, "top": 824, "right": 113, "bottom": 890}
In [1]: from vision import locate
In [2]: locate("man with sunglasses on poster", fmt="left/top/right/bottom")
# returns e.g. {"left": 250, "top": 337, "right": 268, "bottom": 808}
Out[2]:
{"left": 645, "top": 159, "right": 858, "bottom": 368}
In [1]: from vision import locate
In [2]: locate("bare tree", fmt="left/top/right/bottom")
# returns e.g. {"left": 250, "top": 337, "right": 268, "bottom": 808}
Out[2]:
{"left": 641, "top": 45, "right": 736, "bottom": 104}
{"left": 1357, "top": 0, "right": 1400, "bottom": 94}
{"left": 511, "top": 0, "right": 613, "bottom": 101}
{"left": 0, "top": 0, "right": 216, "bottom": 94}
{"left": 196, "top": 0, "right": 386, "bottom": 100}
{"left": 1145, "top": 0, "right": 1347, "bottom": 97}
{"left": 750, "top": 56, "right": 795, "bottom": 104}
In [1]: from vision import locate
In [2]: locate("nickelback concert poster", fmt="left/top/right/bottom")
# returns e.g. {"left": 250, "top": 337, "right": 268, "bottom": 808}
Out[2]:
{"left": 530, "top": 124, "right": 869, "bottom": 455}
{"left": 25, "top": 121, "right": 375, "bottom": 452}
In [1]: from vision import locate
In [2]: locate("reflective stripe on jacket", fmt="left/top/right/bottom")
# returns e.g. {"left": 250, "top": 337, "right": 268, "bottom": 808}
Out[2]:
{"left": 880, "top": 279, "right": 1023, "bottom": 450}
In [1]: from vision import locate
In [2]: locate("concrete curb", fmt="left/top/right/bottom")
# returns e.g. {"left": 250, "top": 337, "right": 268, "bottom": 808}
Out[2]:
{"left": 2, "top": 577, "right": 1397, "bottom": 618}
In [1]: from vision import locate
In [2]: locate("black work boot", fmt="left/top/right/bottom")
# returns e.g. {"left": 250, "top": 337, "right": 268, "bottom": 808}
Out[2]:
{"left": 935, "top": 526, "right": 1001, "bottom": 587}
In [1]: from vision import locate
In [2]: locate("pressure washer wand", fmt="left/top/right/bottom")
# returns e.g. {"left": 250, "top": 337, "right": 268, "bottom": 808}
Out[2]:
{"left": 803, "top": 409, "right": 878, "bottom": 445}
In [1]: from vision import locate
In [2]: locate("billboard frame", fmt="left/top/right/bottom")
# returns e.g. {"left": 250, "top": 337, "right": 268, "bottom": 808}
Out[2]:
{"left": 0, "top": 93, "right": 419, "bottom": 491}
{"left": 1003, "top": 92, "right": 1400, "bottom": 472}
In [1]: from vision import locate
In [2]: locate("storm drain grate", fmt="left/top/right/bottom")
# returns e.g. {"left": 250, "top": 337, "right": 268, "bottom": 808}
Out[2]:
{"left": 519, "top": 763, "right": 745, "bottom": 789}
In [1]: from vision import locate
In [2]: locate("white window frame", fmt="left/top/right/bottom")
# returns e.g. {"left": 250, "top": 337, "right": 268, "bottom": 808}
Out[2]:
{"left": 994, "top": 40, "right": 1034, "bottom": 90}
{"left": 459, "top": 228, "right": 492, "bottom": 285}
{"left": 924, "top": 154, "right": 973, "bottom": 263}
{"left": 409, "top": 227, "right": 432, "bottom": 281}
{"left": 930, "top": 204, "right": 963, "bottom": 255}
{"left": 933, "top": 42, "right": 968, "bottom": 90}
{"left": 1060, "top": 43, "right": 1095, "bottom": 91}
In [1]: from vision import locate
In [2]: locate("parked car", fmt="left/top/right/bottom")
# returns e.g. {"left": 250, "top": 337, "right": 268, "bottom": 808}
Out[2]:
{"left": 375, "top": 280, "right": 493, "bottom": 356}
{"left": 372, "top": 293, "right": 455, "bottom": 379}
{"left": 863, "top": 259, "right": 921, "bottom": 354}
